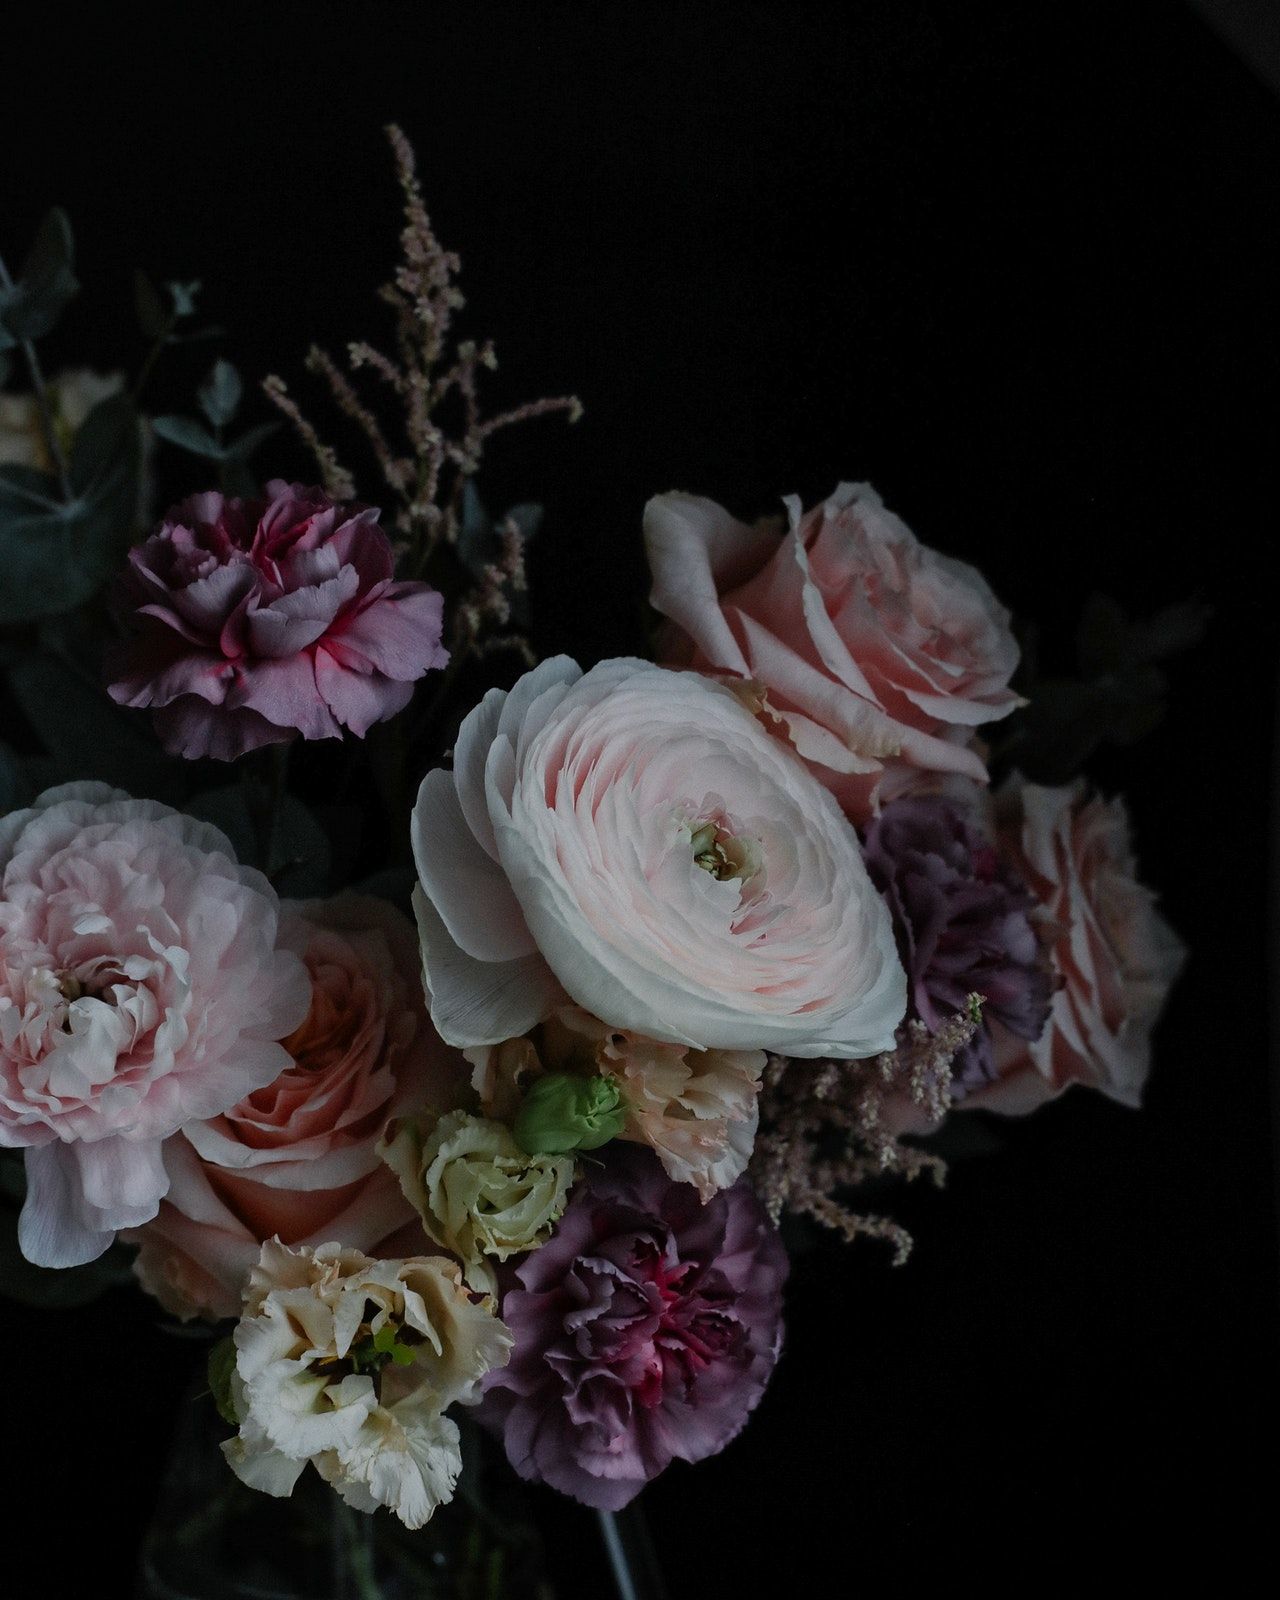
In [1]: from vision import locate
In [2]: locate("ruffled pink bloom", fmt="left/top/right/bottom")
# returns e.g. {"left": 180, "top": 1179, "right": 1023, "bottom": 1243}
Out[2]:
{"left": 645, "top": 483, "right": 1021, "bottom": 822}
{"left": 976, "top": 776, "right": 1185, "bottom": 1114}
{"left": 478, "top": 1145, "right": 787, "bottom": 1509}
{"left": 130, "top": 895, "right": 447, "bottom": 1321}
{"left": 107, "top": 480, "right": 448, "bottom": 760}
{"left": 411, "top": 655, "right": 905, "bottom": 1060}
{"left": 0, "top": 784, "right": 309, "bottom": 1268}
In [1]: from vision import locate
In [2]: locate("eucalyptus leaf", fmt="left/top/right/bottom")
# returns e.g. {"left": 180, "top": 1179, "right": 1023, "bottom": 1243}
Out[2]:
{"left": 151, "top": 414, "right": 224, "bottom": 460}
{"left": 198, "top": 359, "right": 242, "bottom": 429}
{"left": 133, "top": 269, "right": 169, "bottom": 340}
{"left": 0, "top": 465, "right": 112, "bottom": 623}
{"left": 7, "top": 652, "right": 176, "bottom": 797}
{"left": 168, "top": 280, "right": 202, "bottom": 318}
{"left": 185, "top": 784, "right": 332, "bottom": 897}
{"left": 0, "top": 209, "right": 79, "bottom": 345}
{"left": 225, "top": 420, "right": 280, "bottom": 462}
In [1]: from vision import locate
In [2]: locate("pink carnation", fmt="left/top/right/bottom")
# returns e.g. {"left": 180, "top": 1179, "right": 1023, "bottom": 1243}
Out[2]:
{"left": 478, "top": 1145, "right": 786, "bottom": 1509}
{"left": 645, "top": 483, "right": 1021, "bottom": 822}
{"left": 130, "top": 895, "right": 447, "bottom": 1321}
{"left": 0, "top": 784, "right": 309, "bottom": 1268}
{"left": 107, "top": 480, "right": 448, "bottom": 761}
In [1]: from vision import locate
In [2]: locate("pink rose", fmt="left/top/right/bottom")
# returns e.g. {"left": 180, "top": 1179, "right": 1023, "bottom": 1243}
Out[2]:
{"left": 411, "top": 655, "right": 905, "bottom": 1060}
{"left": 974, "top": 777, "right": 1185, "bottom": 1114}
{"left": 107, "top": 480, "right": 448, "bottom": 761}
{"left": 644, "top": 483, "right": 1021, "bottom": 822}
{"left": 130, "top": 895, "right": 445, "bottom": 1320}
{"left": 0, "top": 784, "right": 309, "bottom": 1268}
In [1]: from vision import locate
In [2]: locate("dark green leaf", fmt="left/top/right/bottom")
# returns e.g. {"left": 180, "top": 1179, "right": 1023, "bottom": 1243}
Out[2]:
{"left": 8, "top": 652, "right": 177, "bottom": 796}
{"left": 0, "top": 466, "right": 110, "bottom": 623}
{"left": 167, "top": 280, "right": 202, "bottom": 318}
{"left": 224, "top": 420, "right": 280, "bottom": 462}
{"left": 133, "top": 269, "right": 169, "bottom": 340}
{"left": 198, "top": 359, "right": 242, "bottom": 429}
{"left": 207, "top": 1337, "right": 239, "bottom": 1425}
{"left": 151, "top": 414, "right": 225, "bottom": 459}
{"left": 185, "top": 785, "right": 332, "bottom": 897}
{"left": 0, "top": 209, "right": 79, "bottom": 344}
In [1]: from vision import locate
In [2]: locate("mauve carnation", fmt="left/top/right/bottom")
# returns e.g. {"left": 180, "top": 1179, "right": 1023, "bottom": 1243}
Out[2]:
{"left": 862, "top": 792, "right": 1052, "bottom": 1095}
{"left": 130, "top": 895, "right": 442, "bottom": 1321}
{"left": 107, "top": 480, "right": 448, "bottom": 760}
{"left": 0, "top": 784, "right": 309, "bottom": 1268}
{"left": 478, "top": 1145, "right": 787, "bottom": 1510}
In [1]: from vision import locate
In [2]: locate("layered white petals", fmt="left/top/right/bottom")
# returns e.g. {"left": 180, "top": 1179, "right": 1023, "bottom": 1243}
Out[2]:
{"left": 412, "top": 658, "right": 906, "bottom": 1058}
{"left": 222, "top": 1240, "right": 512, "bottom": 1530}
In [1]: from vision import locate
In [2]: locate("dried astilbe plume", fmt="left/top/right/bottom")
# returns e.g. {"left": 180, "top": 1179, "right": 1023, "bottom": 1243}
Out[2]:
{"left": 264, "top": 123, "right": 581, "bottom": 667}
{"left": 749, "top": 997, "right": 983, "bottom": 1264}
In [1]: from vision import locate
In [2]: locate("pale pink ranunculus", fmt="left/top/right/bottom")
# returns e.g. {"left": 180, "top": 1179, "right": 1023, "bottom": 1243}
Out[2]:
{"left": 411, "top": 656, "right": 905, "bottom": 1060}
{"left": 644, "top": 483, "right": 1021, "bottom": 822}
{"left": 0, "top": 784, "right": 309, "bottom": 1269}
{"left": 130, "top": 895, "right": 447, "bottom": 1321}
{"left": 973, "top": 776, "right": 1185, "bottom": 1114}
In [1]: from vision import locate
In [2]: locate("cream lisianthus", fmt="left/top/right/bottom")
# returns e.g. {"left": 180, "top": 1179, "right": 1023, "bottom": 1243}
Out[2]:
{"left": 380, "top": 1110, "right": 574, "bottom": 1292}
{"left": 0, "top": 369, "right": 124, "bottom": 471}
{"left": 221, "top": 1239, "right": 511, "bottom": 1530}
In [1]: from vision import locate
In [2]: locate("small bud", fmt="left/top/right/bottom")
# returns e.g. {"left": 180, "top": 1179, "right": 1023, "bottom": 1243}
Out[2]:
{"left": 514, "top": 1072, "right": 626, "bottom": 1155}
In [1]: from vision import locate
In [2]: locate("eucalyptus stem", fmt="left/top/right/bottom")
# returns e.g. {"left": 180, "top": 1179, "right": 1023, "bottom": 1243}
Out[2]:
{"left": 332, "top": 1499, "right": 385, "bottom": 1600}
{"left": 0, "top": 248, "right": 73, "bottom": 500}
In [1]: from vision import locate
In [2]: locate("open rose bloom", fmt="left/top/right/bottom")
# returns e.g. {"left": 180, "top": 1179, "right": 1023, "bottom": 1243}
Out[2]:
{"left": 645, "top": 483, "right": 1021, "bottom": 822}
{"left": 129, "top": 895, "right": 439, "bottom": 1320}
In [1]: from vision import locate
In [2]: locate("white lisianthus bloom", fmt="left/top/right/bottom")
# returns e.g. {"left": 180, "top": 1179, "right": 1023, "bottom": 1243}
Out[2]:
{"left": 410, "top": 656, "right": 906, "bottom": 1058}
{"left": 222, "top": 1239, "right": 511, "bottom": 1529}
{"left": 379, "top": 1110, "right": 575, "bottom": 1292}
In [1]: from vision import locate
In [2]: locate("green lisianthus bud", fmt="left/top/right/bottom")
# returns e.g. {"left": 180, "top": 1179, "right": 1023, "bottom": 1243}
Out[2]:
{"left": 514, "top": 1072, "right": 626, "bottom": 1155}
{"left": 208, "top": 1335, "right": 239, "bottom": 1426}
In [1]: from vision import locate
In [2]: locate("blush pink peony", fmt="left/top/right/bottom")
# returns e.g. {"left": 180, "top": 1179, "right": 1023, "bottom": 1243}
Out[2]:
{"left": 0, "top": 784, "right": 309, "bottom": 1268}
{"left": 130, "top": 895, "right": 444, "bottom": 1320}
{"left": 107, "top": 480, "right": 449, "bottom": 761}
{"left": 975, "top": 776, "right": 1185, "bottom": 1113}
{"left": 645, "top": 483, "right": 1021, "bottom": 822}
{"left": 411, "top": 655, "right": 906, "bottom": 1059}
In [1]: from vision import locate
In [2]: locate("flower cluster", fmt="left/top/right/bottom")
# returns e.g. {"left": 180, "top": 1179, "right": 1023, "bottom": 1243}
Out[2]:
{"left": 2, "top": 134, "right": 1185, "bottom": 1538}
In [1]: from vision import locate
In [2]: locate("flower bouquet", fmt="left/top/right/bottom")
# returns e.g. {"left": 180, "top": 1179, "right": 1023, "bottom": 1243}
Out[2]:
{"left": 0, "top": 127, "right": 1195, "bottom": 1597}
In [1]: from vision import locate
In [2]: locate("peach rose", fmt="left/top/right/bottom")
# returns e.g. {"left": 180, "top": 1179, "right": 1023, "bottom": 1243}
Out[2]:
{"left": 644, "top": 483, "right": 1021, "bottom": 822}
{"left": 974, "top": 777, "right": 1184, "bottom": 1114}
{"left": 130, "top": 895, "right": 446, "bottom": 1320}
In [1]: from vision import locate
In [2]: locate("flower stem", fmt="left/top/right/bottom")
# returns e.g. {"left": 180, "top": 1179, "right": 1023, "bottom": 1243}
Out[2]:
{"left": 0, "top": 248, "right": 73, "bottom": 500}
{"left": 333, "top": 1499, "right": 385, "bottom": 1600}
{"left": 241, "top": 741, "right": 288, "bottom": 876}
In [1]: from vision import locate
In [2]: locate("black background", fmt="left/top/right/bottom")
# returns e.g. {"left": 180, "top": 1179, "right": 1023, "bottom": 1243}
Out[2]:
{"left": 2, "top": 3, "right": 1277, "bottom": 1593}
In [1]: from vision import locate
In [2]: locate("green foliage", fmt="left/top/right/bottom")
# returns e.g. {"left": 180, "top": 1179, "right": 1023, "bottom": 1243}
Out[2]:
{"left": 7, "top": 646, "right": 176, "bottom": 798}
{"left": 185, "top": 783, "right": 333, "bottom": 896}
{"left": 152, "top": 360, "right": 278, "bottom": 495}
{"left": 0, "top": 209, "right": 78, "bottom": 349}
{"left": 514, "top": 1072, "right": 626, "bottom": 1155}
{"left": 0, "top": 391, "right": 142, "bottom": 625}
{"left": 207, "top": 1337, "right": 240, "bottom": 1426}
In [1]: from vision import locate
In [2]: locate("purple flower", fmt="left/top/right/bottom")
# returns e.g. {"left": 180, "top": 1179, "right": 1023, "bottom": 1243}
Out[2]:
{"left": 862, "top": 793, "right": 1052, "bottom": 1093}
{"left": 107, "top": 481, "right": 448, "bottom": 760}
{"left": 478, "top": 1145, "right": 787, "bottom": 1510}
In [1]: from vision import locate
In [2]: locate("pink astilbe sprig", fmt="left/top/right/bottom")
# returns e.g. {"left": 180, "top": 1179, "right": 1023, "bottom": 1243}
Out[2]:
{"left": 749, "top": 997, "right": 984, "bottom": 1263}
{"left": 263, "top": 125, "right": 581, "bottom": 671}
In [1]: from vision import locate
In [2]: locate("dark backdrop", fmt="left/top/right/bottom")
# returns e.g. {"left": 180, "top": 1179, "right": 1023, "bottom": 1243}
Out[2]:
{"left": 2, "top": 4, "right": 1277, "bottom": 1593}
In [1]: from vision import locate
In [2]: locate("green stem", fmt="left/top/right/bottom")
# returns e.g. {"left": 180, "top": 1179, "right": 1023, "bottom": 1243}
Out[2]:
{"left": 334, "top": 1499, "right": 385, "bottom": 1600}
{"left": 0, "top": 249, "right": 73, "bottom": 500}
